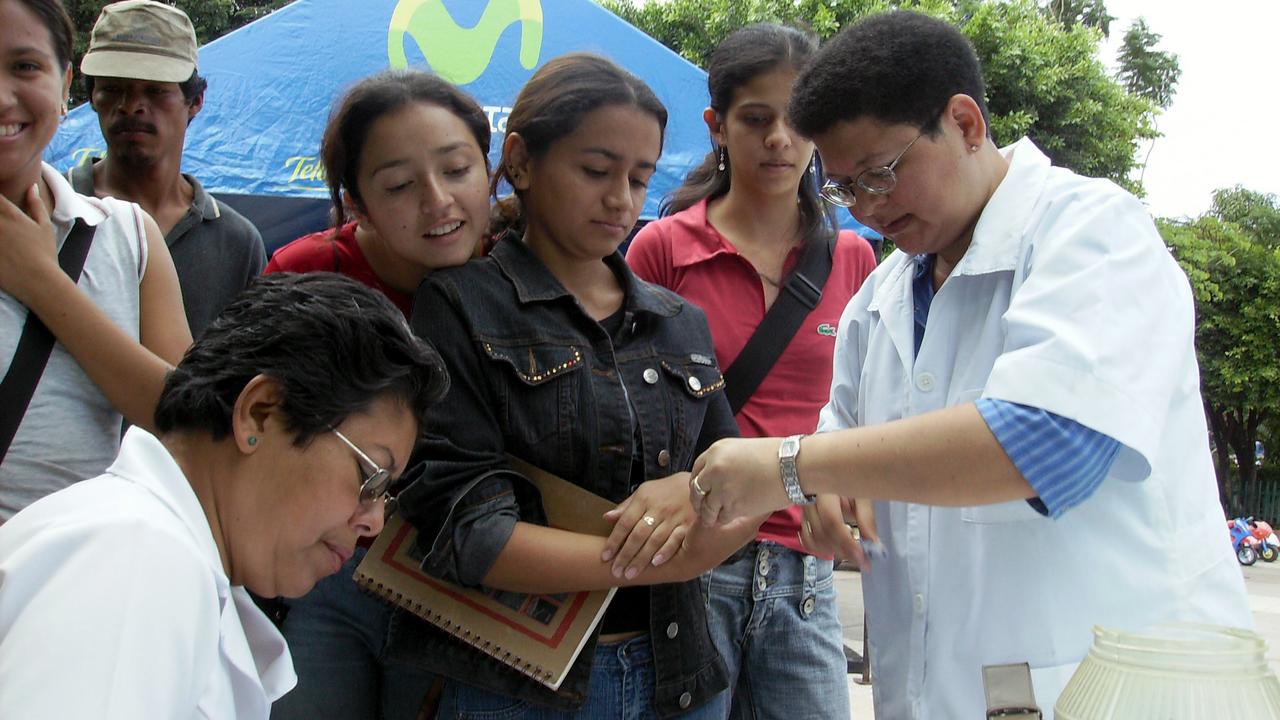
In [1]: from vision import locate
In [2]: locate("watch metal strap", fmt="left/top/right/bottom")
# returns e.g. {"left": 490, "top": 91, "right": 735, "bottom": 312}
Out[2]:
{"left": 779, "top": 434, "right": 816, "bottom": 505}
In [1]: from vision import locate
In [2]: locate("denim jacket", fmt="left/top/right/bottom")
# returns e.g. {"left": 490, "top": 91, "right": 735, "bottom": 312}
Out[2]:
{"left": 385, "top": 236, "right": 738, "bottom": 716}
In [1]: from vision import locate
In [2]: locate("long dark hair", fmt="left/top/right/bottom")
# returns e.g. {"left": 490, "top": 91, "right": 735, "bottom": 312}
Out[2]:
{"left": 662, "top": 23, "right": 835, "bottom": 246}
{"left": 489, "top": 53, "right": 667, "bottom": 236}
{"left": 321, "top": 69, "right": 491, "bottom": 227}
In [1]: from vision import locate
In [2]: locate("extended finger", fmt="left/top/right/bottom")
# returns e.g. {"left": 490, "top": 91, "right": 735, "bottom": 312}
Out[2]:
{"left": 612, "top": 512, "right": 659, "bottom": 577}
{"left": 602, "top": 498, "right": 640, "bottom": 562}
{"left": 852, "top": 498, "right": 879, "bottom": 544}
{"left": 623, "top": 519, "right": 679, "bottom": 578}
{"left": 699, "top": 492, "right": 724, "bottom": 527}
{"left": 651, "top": 523, "right": 687, "bottom": 567}
{"left": 817, "top": 497, "right": 862, "bottom": 561}
{"left": 23, "top": 183, "right": 51, "bottom": 226}
{"left": 688, "top": 473, "right": 707, "bottom": 514}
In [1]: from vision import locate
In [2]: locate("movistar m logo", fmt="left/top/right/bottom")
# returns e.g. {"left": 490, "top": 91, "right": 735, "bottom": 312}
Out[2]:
{"left": 388, "top": 0, "right": 543, "bottom": 84}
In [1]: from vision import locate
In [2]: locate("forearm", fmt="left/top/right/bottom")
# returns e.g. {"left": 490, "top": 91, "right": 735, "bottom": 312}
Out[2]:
{"left": 20, "top": 271, "right": 173, "bottom": 431}
{"left": 483, "top": 515, "right": 762, "bottom": 594}
{"left": 800, "top": 403, "right": 1034, "bottom": 506}
{"left": 482, "top": 523, "right": 695, "bottom": 593}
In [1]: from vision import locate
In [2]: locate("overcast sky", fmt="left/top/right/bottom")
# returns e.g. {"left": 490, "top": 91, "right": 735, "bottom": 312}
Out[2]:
{"left": 1098, "top": 1, "right": 1279, "bottom": 219}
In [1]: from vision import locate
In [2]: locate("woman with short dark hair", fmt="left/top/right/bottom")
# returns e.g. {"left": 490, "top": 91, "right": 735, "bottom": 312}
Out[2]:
{"left": 0, "top": 273, "right": 448, "bottom": 719}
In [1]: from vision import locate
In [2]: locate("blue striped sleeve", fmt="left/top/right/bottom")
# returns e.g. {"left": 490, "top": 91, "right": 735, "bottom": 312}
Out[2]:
{"left": 975, "top": 398, "right": 1121, "bottom": 518}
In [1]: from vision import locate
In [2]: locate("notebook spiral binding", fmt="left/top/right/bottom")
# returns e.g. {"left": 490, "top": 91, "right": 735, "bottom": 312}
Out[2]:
{"left": 359, "top": 575, "right": 555, "bottom": 685}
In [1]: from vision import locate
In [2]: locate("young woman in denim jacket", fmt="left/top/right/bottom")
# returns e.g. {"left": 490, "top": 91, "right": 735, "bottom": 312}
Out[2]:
{"left": 387, "top": 54, "right": 764, "bottom": 718}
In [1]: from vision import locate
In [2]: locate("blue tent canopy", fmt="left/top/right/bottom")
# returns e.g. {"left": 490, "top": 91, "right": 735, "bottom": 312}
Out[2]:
{"left": 47, "top": 0, "right": 874, "bottom": 250}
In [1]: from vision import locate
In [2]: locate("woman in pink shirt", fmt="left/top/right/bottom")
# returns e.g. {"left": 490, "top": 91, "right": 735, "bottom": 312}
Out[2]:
{"left": 626, "top": 23, "right": 876, "bottom": 719}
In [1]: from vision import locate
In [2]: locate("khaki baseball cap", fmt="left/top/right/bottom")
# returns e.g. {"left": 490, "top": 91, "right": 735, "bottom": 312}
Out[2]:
{"left": 81, "top": 1, "right": 198, "bottom": 83}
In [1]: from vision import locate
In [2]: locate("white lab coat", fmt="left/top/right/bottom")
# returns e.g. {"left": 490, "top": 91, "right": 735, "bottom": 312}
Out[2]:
{"left": 0, "top": 428, "right": 296, "bottom": 719}
{"left": 818, "top": 138, "right": 1251, "bottom": 719}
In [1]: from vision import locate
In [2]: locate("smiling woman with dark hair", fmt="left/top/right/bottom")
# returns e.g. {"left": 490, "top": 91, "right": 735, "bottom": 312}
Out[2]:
{"left": 0, "top": 273, "right": 449, "bottom": 719}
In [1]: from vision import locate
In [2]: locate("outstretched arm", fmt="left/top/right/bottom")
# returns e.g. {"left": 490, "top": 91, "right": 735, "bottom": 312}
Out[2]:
{"left": 690, "top": 403, "right": 1031, "bottom": 525}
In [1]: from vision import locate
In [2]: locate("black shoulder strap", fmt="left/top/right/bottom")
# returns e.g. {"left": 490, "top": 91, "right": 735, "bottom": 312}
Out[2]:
{"left": 722, "top": 236, "right": 835, "bottom": 414}
{"left": 0, "top": 219, "right": 97, "bottom": 463}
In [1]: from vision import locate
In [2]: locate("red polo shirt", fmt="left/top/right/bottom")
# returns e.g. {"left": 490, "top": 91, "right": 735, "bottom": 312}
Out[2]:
{"left": 627, "top": 199, "right": 877, "bottom": 553}
{"left": 265, "top": 222, "right": 414, "bottom": 317}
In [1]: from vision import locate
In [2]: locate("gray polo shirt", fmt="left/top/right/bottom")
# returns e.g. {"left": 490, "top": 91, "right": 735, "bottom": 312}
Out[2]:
{"left": 69, "top": 161, "right": 267, "bottom": 338}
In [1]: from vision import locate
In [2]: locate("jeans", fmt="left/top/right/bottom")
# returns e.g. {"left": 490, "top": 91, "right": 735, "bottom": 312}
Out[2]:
{"left": 701, "top": 542, "right": 850, "bottom": 720}
{"left": 270, "top": 547, "right": 438, "bottom": 720}
{"left": 438, "top": 635, "right": 729, "bottom": 719}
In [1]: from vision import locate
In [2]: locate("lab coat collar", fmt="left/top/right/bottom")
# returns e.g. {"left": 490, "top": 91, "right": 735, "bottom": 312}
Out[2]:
{"left": 953, "top": 136, "right": 1051, "bottom": 278}
{"left": 104, "top": 428, "right": 295, "bottom": 705}
{"left": 864, "top": 138, "right": 1050, "bottom": 368}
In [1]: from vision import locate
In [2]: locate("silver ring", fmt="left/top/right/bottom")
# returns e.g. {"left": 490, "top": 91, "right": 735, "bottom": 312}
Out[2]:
{"left": 642, "top": 515, "right": 657, "bottom": 526}
{"left": 691, "top": 474, "right": 709, "bottom": 497}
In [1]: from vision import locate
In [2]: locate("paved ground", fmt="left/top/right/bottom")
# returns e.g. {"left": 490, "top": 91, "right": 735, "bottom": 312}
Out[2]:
{"left": 832, "top": 558, "right": 1280, "bottom": 718}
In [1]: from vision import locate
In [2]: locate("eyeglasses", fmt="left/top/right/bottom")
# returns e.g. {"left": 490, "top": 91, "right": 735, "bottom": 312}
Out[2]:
{"left": 330, "top": 428, "right": 393, "bottom": 508}
{"left": 819, "top": 129, "right": 926, "bottom": 208}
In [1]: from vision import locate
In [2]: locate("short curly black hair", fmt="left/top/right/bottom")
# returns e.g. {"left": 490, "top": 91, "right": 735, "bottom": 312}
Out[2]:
{"left": 154, "top": 273, "right": 449, "bottom": 446}
{"left": 788, "top": 11, "right": 990, "bottom": 138}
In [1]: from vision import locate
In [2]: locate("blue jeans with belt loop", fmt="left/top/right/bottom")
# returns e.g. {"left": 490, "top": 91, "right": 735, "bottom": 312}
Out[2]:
{"left": 702, "top": 541, "right": 850, "bottom": 720}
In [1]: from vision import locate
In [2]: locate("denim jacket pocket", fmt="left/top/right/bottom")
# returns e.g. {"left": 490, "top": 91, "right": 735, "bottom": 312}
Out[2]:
{"left": 657, "top": 359, "right": 726, "bottom": 465}
{"left": 481, "top": 340, "right": 585, "bottom": 450}
{"left": 659, "top": 358, "right": 726, "bottom": 399}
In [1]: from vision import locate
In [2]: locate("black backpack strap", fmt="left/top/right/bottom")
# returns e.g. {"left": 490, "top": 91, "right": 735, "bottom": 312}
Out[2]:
{"left": 0, "top": 219, "right": 97, "bottom": 463}
{"left": 722, "top": 236, "right": 835, "bottom": 414}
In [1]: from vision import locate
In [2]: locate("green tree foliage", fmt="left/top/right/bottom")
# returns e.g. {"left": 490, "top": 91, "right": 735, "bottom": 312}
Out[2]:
{"left": 1212, "top": 186, "right": 1280, "bottom": 250}
{"left": 65, "top": 0, "right": 293, "bottom": 104}
{"left": 1116, "top": 17, "right": 1181, "bottom": 110}
{"left": 601, "top": 0, "right": 1159, "bottom": 188}
{"left": 1042, "top": 0, "right": 1112, "bottom": 37}
{"left": 1162, "top": 189, "right": 1280, "bottom": 516}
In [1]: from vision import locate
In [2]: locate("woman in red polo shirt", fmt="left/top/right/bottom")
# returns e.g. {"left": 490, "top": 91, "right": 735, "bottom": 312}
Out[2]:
{"left": 626, "top": 23, "right": 876, "bottom": 719}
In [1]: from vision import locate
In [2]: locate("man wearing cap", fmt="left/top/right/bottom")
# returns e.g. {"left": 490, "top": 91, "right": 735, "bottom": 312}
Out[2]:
{"left": 73, "top": 0, "right": 265, "bottom": 338}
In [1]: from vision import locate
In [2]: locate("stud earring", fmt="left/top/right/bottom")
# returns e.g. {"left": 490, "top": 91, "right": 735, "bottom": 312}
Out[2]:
{"left": 717, "top": 147, "right": 726, "bottom": 172}
{"left": 247, "top": 436, "right": 258, "bottom": 447}
{"left": 969, "top": 144, "right": 978, "bottom": 153}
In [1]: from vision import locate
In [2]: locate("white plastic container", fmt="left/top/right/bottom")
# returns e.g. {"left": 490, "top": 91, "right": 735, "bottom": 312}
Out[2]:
{"left": 1055, "top": 623, "right": 1280, "bottom": 719}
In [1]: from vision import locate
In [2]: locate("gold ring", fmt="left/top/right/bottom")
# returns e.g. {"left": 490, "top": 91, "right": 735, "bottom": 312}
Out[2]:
{"left": 691, "top": 474, "right": 709, "bottom": 497}
{"left": 643, "top": 515, "right": 657, "bottom": 526}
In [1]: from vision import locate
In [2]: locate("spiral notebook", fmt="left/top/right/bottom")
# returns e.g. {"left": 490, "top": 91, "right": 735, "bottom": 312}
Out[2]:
{"left": 354, "top": 456, "right": 617, "bottom": 690}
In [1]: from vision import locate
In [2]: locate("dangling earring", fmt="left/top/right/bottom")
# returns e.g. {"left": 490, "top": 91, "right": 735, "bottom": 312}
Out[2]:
{"left": 809, "top": 155, "right": 817, "bottom": 175}
{"left": 717, "top": 147, "right": 726, "bottom": 172}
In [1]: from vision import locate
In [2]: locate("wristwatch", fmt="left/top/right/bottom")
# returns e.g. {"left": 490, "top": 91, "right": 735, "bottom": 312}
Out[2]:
{"left": 779, "top": 434, "right": 816, "bottom": 505}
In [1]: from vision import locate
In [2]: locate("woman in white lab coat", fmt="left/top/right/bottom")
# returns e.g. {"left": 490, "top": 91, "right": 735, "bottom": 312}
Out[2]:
{"left": 686, "top": 10, "right": 1252, "bottom": 719}
{"left": 0, "top": 274, "right": 448, "bottom": 719}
